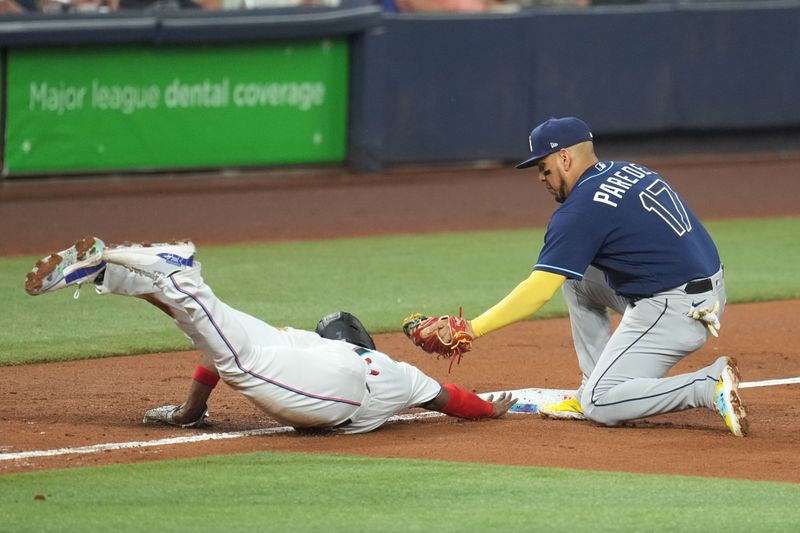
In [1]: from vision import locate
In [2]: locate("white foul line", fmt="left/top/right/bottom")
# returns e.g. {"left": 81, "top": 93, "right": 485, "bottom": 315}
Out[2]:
{"left": 2, "top": 378, "right": 798, "bottom": 463}
{"left": 739, "top": 376, "right": 800, "bottom": 389}
{"left": 0, "top": 412, "right": 443, "bottom": 462}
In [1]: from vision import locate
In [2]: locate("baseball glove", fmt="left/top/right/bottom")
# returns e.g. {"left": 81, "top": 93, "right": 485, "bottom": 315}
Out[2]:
{"left": 402, "top": 309, "right": 473, "bottom": 372}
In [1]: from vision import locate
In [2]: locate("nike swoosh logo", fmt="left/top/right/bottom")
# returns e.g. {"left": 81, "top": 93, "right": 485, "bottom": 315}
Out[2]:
{"left": 691, "top": 299, "right": 706, "bottom": 307}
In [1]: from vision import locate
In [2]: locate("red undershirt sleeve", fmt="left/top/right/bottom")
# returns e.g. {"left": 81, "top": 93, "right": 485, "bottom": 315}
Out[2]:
{"left": 440, "top": 383, "right": 493, "bottom": 418}
{"left": 193, "top": 365, "right": 220, "bottom": 388}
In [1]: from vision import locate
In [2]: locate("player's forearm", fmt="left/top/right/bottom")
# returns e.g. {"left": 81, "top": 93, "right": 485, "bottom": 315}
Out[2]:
{"left": 172, "top": 366, "right": 218, "bottom": 424}
{"left": 470, "top": 270, "right": 565, "bottom": 337}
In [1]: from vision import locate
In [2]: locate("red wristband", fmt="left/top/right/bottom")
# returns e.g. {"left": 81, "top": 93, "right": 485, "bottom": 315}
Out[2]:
{"left": 440, "top": 383, "right": 493, "bottom": 419}
{"left": 193, "top": 365, "right": 220, "bottom": 388}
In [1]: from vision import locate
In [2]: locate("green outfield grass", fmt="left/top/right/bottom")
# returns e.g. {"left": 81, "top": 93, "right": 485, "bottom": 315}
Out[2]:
{"left": 2, "top": 451, "right": 799, "bottom": 532}
{"left": 1, "top": 216, "right": 799, "bottom": 365}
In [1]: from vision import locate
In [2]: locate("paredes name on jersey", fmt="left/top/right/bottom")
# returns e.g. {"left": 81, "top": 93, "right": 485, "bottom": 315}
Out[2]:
{"left": 593, "top": 163, "right": 654, "bottom": 208}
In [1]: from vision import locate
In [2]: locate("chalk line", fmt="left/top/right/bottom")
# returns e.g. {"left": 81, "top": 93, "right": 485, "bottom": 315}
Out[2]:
{"left": 0, "top": 412, "right": 444, "bottom": 462}
{"left": 2, "top": 379, "right": 797, "bottom": 463}
{"left": 739, "top": 376, "right": 800, "bottom": 389}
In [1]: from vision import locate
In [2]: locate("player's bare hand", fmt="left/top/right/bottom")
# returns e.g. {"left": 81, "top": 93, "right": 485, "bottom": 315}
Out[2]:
{"left": 485, "top": 392, "right": 517, "bottom": 418}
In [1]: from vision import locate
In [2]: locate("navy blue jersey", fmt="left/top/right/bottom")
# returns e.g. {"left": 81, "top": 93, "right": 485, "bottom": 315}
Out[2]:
{"left": 534, "top": 161, "right": 721, "bottom": 297}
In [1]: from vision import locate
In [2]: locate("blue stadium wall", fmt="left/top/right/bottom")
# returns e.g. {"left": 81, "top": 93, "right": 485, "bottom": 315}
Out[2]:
{"left": 2, "top": 1, "right": 800, "bottom": 175}
{"left": 350, "top": 2, "right": 800, "bottom": 170}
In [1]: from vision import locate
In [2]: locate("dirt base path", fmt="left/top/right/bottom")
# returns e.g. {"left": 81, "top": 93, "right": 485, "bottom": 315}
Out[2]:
{"left": 1, "top": 155, "right": 799, "bottom": 481}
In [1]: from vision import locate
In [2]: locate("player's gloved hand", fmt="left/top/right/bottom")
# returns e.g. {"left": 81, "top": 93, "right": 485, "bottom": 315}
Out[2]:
{"left": 402, "top": 309, "right": 474, "bottom": 373}
{"left": 687, "top": 301, "right": 721, "bottom": 337}
{"left": 143, "top": 404, "right": 209, "bottom": 428}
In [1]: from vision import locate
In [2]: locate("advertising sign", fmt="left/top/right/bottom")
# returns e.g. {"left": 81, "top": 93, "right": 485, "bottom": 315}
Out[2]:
{"left": 4, "top": 40, "right": 348, "bottom": 173}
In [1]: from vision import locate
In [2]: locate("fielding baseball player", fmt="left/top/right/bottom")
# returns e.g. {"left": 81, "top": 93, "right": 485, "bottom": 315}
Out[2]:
{"left": 403, "top": 116, "right": 748, "bottom": 437}
{"left": 24, "top": 237, "right": 515, "bottom": 432}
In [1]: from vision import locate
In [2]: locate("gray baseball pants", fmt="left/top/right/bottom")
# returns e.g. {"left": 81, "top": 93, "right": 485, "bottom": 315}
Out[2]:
{"left": 563, "top": 265, "right": 727, "bottom": 425}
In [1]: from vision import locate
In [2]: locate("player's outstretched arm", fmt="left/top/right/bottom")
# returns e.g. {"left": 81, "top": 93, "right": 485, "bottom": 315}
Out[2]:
{"left": 402, "top": 271, "right": 566, "bottom": 370}
{"left": 470, "top": 270, "right": 566, "bottom": 337}
{"left": 420, "top": 384, "right": 517, "bottom": 420}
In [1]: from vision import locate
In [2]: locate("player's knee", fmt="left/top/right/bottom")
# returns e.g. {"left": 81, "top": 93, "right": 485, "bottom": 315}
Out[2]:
{"left": 579, "top": 391, "right": 622, "bottom": 426}
{"left": 582, "top": 405, "right": 620, "bottom": 426}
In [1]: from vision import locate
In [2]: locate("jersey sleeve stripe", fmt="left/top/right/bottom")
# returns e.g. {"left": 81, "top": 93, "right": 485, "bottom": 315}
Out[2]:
{"left": 534, "top": 263, "right": 585, "bottom": 278}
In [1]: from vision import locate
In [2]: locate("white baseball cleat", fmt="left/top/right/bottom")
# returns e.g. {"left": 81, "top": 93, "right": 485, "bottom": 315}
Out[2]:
{"left": 713, "top": 357, "right": 749, "bottom": 437}
{"left": 102, "top": 240, "right": 196, "bottom": 280}
{"left": 25, "top": 236, "right": 106, "bottom": 296}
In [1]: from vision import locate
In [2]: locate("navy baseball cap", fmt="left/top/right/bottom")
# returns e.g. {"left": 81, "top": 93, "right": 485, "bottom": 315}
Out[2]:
{"left": 516, "top": 117, "right": 593, "bottom": 169}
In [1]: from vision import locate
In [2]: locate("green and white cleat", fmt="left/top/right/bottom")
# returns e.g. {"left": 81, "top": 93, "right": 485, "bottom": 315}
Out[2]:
{"left": 25, "top": 236, "right": 106, "bottom": 296}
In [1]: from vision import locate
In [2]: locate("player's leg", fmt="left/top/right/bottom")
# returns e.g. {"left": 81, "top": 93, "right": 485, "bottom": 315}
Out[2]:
{"left": 562, "top": 266, "right": 629, "bottom": 380}
{"left": 579, "top": 294, "right": 716, "bottom": 423}
{"left": 25, "top": 238, "right": 218, "bottom": 427}
{"left": 540, "top": 266, "right": 628, "bottom": 419}
{"left": 578, "top": 271, "right": 745, "bottom": 434}
{"left": 98, "top": 258, "right": 283, "bottom": 357}
{"left": 25, "top": 237, "right": 191, "bottom": 304}
{"left": 96, "top": 263, "right": 161, "bottom": 297}
{"left": 22, "top": 236, "right": 189, "bottom": 323}
{"left": 99, "top": 241, "right": 267, "bottom": 374}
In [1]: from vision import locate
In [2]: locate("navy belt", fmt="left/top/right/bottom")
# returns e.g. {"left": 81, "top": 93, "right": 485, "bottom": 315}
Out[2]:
{"left": 685, "top": 278, "right": 713, "bottom": 294}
